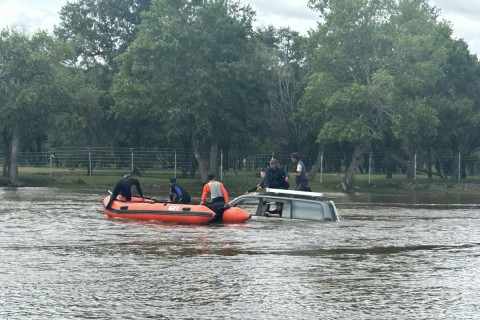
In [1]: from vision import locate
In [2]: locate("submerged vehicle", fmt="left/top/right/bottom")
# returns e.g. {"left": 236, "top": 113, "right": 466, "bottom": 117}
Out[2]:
{"left": 228, "top": 188, "right": 339, "bottom": 222}
{"left": 102, "top": 195, "right": 251, "bottom": 224}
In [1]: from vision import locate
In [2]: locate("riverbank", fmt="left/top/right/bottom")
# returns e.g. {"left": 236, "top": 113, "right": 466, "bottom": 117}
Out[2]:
{"left": 1, "top": 167, "right": 480, "bottom": 198}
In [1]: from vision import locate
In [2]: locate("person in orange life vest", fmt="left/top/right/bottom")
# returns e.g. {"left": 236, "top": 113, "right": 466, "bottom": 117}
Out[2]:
{"left": 200, "top": 173, "right": 229, "bottom": 206}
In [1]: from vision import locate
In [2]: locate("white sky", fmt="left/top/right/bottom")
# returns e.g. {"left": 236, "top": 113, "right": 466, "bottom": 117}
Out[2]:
{"left": 0, "top": 0, "right": 479, "bottom": 56}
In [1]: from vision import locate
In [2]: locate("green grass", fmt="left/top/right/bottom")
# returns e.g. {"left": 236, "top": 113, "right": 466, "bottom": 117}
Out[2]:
{"left": 1, "top": 166, "right": 480, "bottom": 197}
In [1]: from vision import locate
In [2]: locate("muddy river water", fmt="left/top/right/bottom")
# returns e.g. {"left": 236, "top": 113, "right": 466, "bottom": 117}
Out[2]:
{"left": 0, "top": 187, "right": 479, "bottom": 319}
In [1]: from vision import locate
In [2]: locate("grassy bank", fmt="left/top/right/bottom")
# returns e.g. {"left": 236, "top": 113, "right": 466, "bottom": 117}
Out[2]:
{"left": 1, "top": 166, "right": 480, "bottom": 197}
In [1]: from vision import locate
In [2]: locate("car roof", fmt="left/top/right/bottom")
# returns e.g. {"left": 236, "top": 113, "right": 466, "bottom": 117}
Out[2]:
{"left": 230, "top": 193, "right": 328, "bottom": 204}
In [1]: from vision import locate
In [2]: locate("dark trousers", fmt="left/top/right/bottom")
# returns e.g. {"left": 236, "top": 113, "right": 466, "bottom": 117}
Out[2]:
{"left": 204, "top": 197, "right": 226, "bottom": 222}
{"left": 295, "top": 182, "right": 309, "bottom": 191}
{"left": 106, "top": 186, "right": 132, "bottom": 208}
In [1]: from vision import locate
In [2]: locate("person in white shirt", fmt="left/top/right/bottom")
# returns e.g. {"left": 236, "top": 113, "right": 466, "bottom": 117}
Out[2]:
{"left": 291, "top": 152, "right": 309, "bottom": 191}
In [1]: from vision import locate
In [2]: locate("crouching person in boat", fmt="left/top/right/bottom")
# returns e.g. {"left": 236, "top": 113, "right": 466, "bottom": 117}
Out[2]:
{"left": 169, "top": 178, "right": 191, "bottom": 204}
{"left": 106, "top": 172, "right": 143, "bottom": 209}
{"left": 200, "top": 173, "right": 229, "bottom": 221}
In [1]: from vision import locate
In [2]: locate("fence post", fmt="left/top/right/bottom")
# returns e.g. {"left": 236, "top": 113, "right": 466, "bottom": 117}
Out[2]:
{"left": 220, "top": 148, "right": 223, "bottom": 180}
{"left": 88, "top": 149, "right": 92, "bottom": 176}
{"left": 368, "top": 153, "right": 372, "bottom": 184}
{"left": 414, "top": 153, "right": 417, "bottom": 180}
{"left": 50, "top": 154, "right": 54, "bottom": 178}
{"left": 130, "top": 148, "right": 134, "bottom": 172}
{"left": 458, "top": 152, "right": 461, "bottom": 180}
{"left": 320, "top": 151, "right": 324, "bottom": 183}
{"left": 174, "top": 149, "right": 177, "bottom": 178}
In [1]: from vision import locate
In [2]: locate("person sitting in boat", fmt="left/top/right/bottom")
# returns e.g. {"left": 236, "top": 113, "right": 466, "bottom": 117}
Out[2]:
{"left": 245, "top": 168, "right": 266, "bottom": 194}
{"left": 106, "top": 172, "right": 143, "bottom": 209}
{"left": 169, "top": 178, "right": 191, "bottom": 204}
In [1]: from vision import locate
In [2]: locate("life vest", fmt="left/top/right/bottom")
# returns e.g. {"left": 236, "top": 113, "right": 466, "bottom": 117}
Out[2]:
{"left": 208, "top": 181, "right": 223, "bottom": 200}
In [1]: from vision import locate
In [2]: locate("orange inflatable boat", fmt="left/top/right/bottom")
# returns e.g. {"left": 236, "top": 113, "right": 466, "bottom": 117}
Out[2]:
{"left": 102, "top": 195, "right": 251, "bottom": 224}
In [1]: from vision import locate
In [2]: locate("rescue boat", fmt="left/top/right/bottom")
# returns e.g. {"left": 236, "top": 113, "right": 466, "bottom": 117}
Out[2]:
{"left": 102, "top": 195, "right": 251, "bottom": 224}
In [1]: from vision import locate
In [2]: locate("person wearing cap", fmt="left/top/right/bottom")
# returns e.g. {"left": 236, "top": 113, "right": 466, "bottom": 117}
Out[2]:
{"left": 169, "top": 178, "right": 191, "bottom": 204}
{"left": 291, "top": 152, "right": 310, "bottom": 191}
{"left": 263, "top": 159, "right": 289, "bottom": 217}
{"left": 264, "top": 159, "right": 289, "bottom": 190}
{"left": 246, "top": 168, "right": 266, "bottom": 193}
{"left": 106, "top": 172, "right": 143, "bottom": 209}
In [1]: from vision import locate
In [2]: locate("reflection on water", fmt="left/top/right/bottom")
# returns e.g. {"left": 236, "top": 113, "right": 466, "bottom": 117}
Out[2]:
{"left": 0, "top": 187, "right": 479, "bottom": 319}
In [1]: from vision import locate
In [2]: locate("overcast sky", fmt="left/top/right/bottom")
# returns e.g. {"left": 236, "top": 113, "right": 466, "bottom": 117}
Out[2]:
{"left": 1, "top": 0, "right": 479, "bottom": 56}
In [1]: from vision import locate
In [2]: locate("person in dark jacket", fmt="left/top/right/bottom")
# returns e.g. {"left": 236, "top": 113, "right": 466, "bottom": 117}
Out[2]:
{"left": 106, "top": 173, "right": 143, "bottom": 208}
{"left": 169, "top": 178, "right": 191, "bottom": 204}
{"left": 264, "top": 159, "right": 289, "bottom": 190}
{"left": 263, "top": 159, "right": 289, "bottom": 217}
{"left": 246, "top": 168, "right": 266, "bottom": 193}
{"left": 291, "top": 152, "right": 310, "bottom": 191}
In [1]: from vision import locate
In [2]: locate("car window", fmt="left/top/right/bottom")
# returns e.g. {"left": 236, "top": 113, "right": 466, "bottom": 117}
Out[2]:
{"left": 231, "top": 197, "right": 261, "bottom": 216}
{"left": 292, "top": 201, "right": 324, "bottom": 220}
{"left": 261, "top": 198, "right": 291, "bottom": 218}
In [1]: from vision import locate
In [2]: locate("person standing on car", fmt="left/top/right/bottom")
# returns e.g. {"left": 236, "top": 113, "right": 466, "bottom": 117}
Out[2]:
{"left": 264, "top": 159, "right": 289, "bottom": 190}
{"left": 263, "top": 158, "right": 289, "bottom": 218}
{"left": 291, "top": 152, "right": 310, "bottom": 191}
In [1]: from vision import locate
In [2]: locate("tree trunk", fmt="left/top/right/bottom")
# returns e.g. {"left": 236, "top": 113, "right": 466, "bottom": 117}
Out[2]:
{"left": 307, "top": 146, "right": 323, "bottom": 181}
{"left": 192, "top": 135, "right": 208, "bottom": 183}
{"left": 426, "top": 148, "right": 432, "bottom": 180}
{"left": 452, "top": 151, "right": 460, "bottom": 180}
{"left": 385, "top": 153, "right": 393, "bottom": 179}
{"left": 467, "top": 160, "right": 474, "bottom": 177}
{"left": 35, "top": 135, "right": 42, "bottom": 167}
{"left": 9, "top": 125, "right": 20, "bottom": 186}
{"left": 406, "top": 135, "right": 416, "bottom": 179}
{"left": 2, "top": 129, "right": 10, "bottom": 177}
{"left": 341, "top": 145, "right": 363, "bottom": 191}
{"left": 209, "top": 139, "right": 218, "bottom": 176}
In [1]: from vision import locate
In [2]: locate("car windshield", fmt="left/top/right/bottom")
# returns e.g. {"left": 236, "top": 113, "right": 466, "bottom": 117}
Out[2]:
{"left": 231, "top": 197, "right": 260, "bottom": 215}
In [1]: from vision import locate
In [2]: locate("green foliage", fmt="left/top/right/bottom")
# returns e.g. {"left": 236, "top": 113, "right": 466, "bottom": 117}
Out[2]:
{"left": 55, "top": 0, "right": 150, "bottom": 68}
{"left": 112, "top": 0, "right": 267, "bottom": 149}
{"left": 391, "top": 98, "right": 440, "bottom": 142}
{"left": 2, "top": 0, "right": 480, "bottom": 186}
{"left": 0, "top": 29, "right": 71, "bottom": 139}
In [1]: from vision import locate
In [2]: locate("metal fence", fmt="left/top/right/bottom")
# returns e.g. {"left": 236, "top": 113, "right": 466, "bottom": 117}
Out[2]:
{"left": 4, "top": 147, "right": 480, "bottom": 181}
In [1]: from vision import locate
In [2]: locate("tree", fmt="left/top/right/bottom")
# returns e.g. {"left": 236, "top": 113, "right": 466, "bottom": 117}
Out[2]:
{"left": 47, "top": 67, "right": 106, "bottom": 148}
{"left": 112, "top": 0, "right": 268, "bottom": 181}
{"left": 0, "top": 28, "right": 71, "bottom": 185}
{"left": 432, "top": 38, "right": 480, "bottom": 179}
{"left": 386, "top": 0, "right": 450, "bottom": 179}
{"left": 257, "top": 26, "right": 306, "bottom": 151}
{"left": 55, "top": 0, "right": 150, "bottom": 69}
{"left": 302, "top": 0, "right": 396, "bottom": 190}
